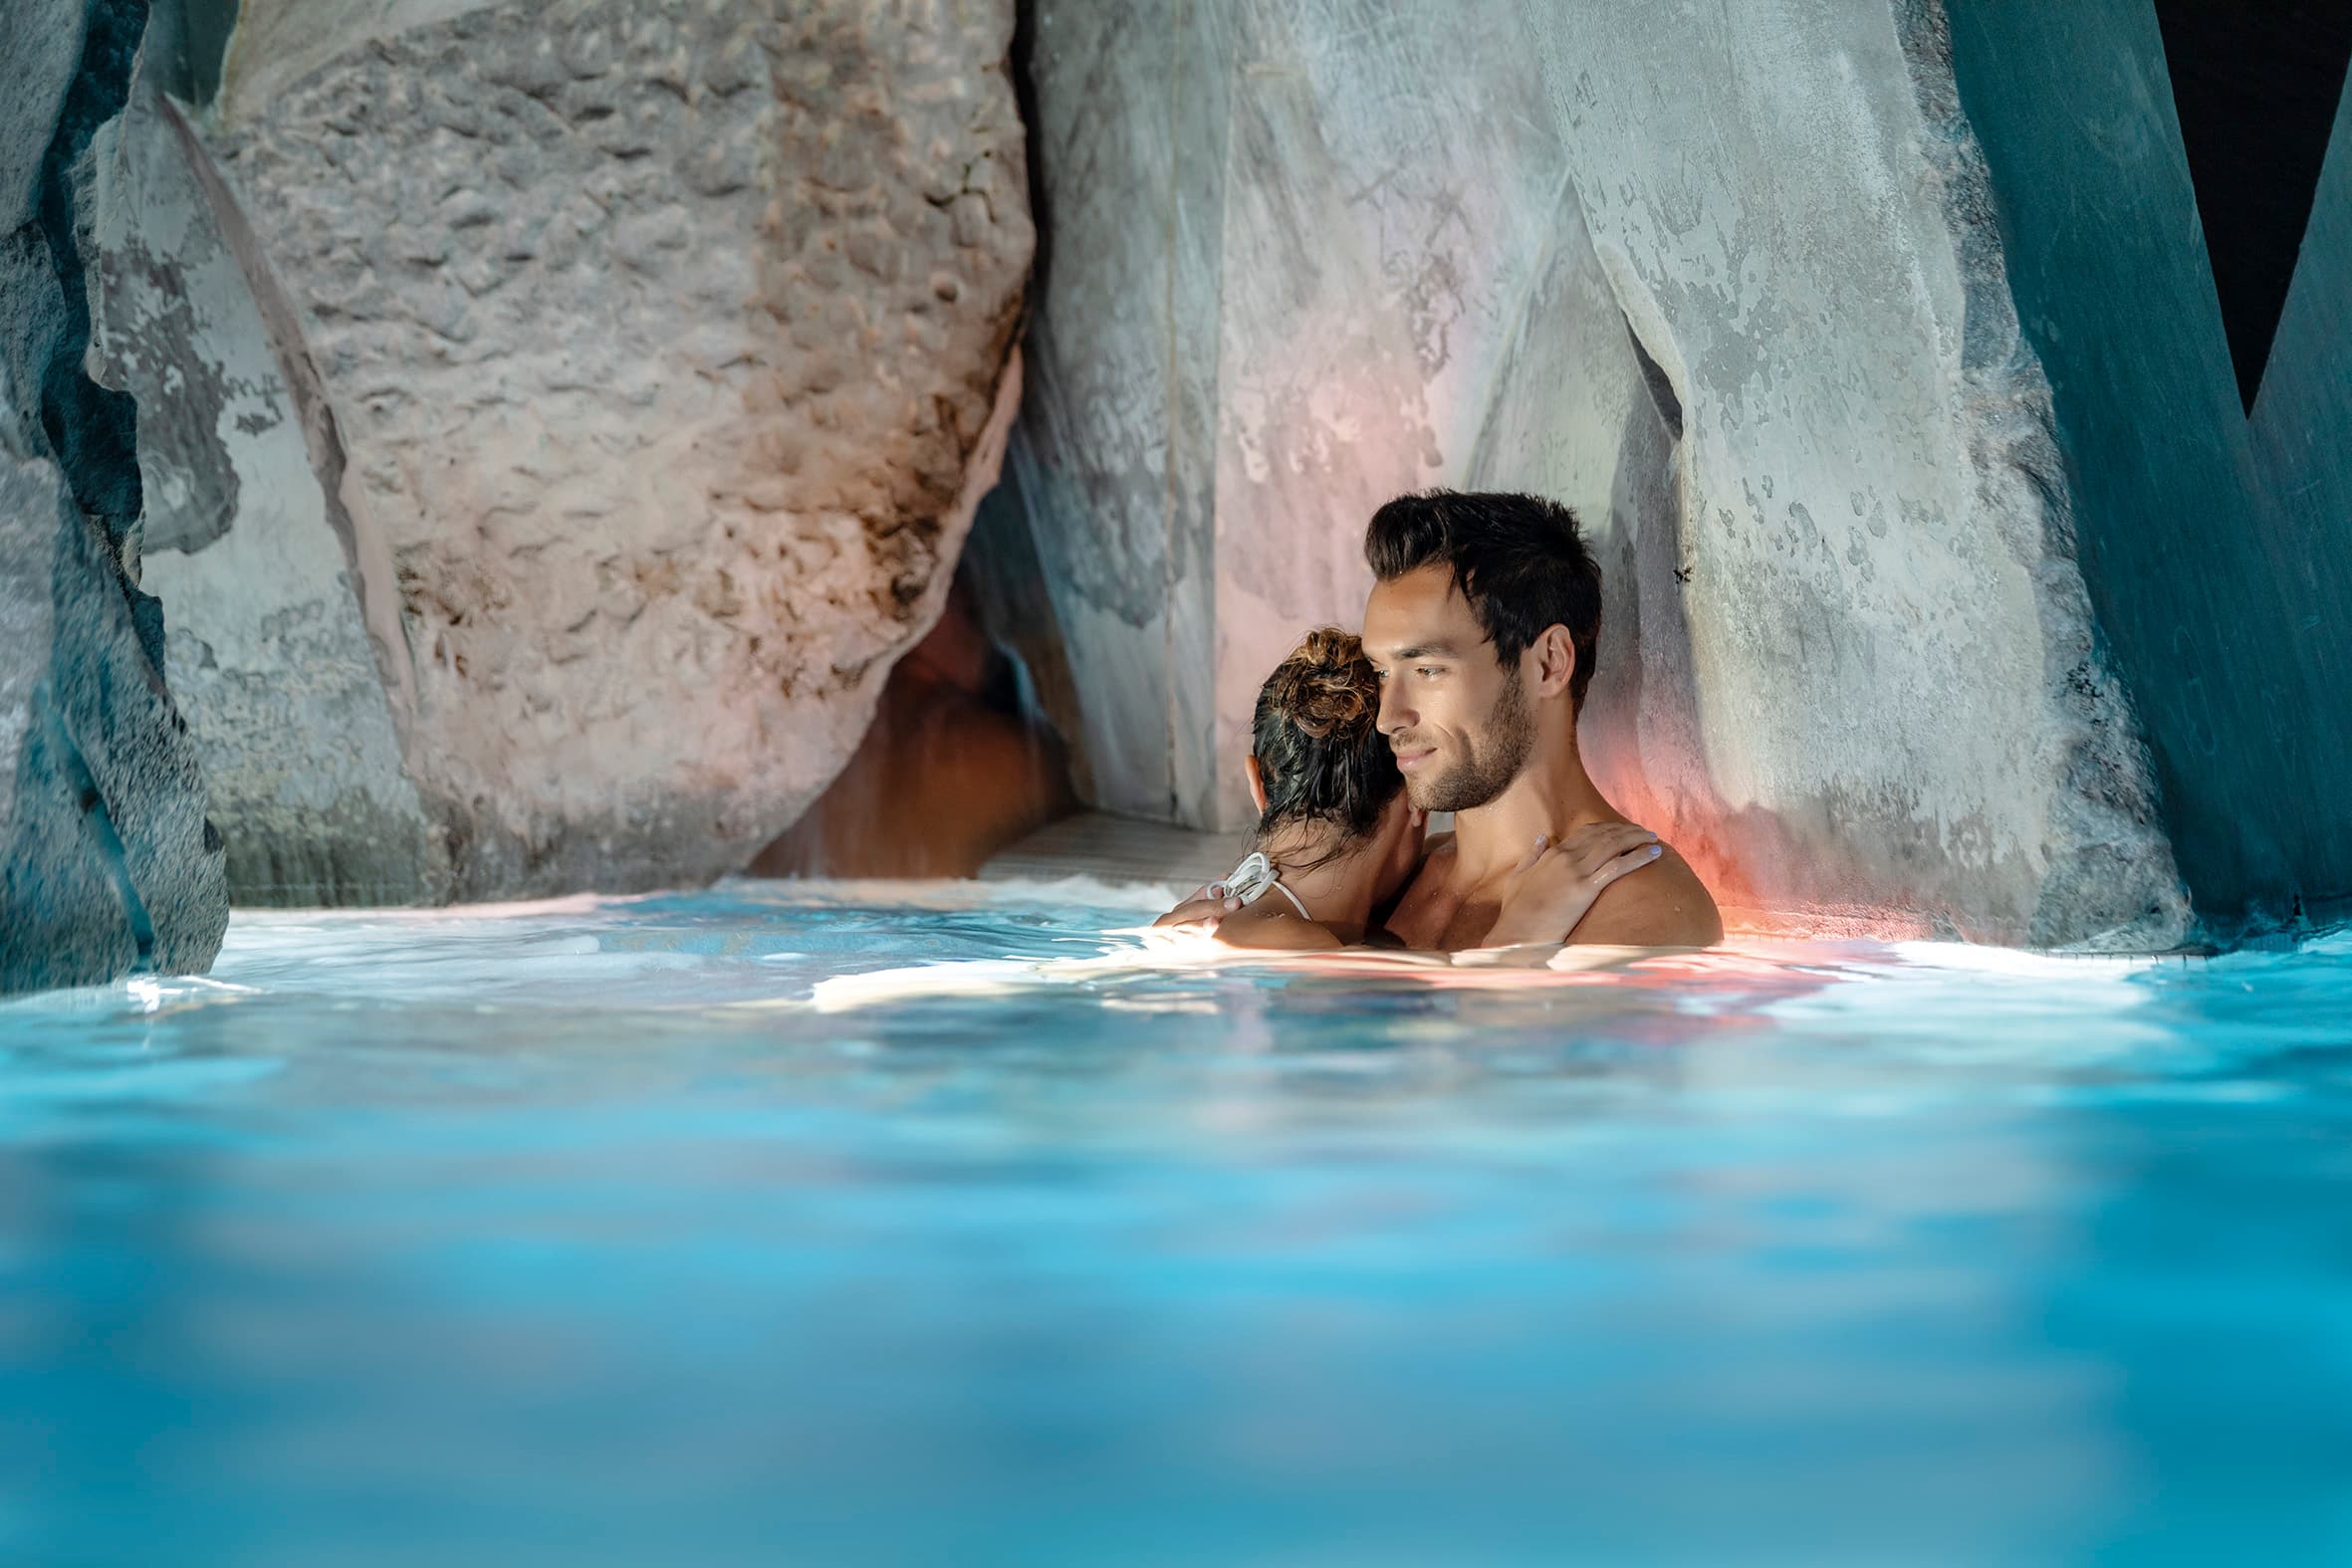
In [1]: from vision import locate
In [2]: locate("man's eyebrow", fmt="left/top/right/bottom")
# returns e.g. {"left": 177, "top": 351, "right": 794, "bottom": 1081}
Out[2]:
{"left": 1383, "top": 640, "right": 1459, "bottom": 660}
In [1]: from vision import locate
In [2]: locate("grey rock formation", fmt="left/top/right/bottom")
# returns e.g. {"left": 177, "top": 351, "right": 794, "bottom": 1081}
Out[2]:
{"left": 2, "top": 0, "right": 229, "bottom": 995}
{"left": 104, "top": 0, "right": 1030, "bottom": 901}
{"left": 213, "top": 0, "right": 500, "bottom": 121}
{"left": 1508, "top": 0, "right": 2186, "bottom": 948}
{"left": 1002, "top": 0, "right": 1228, "bottom": 827}
{"left": 91, "top": 81, "right": 446, "bottom": 905}
{"left": 1005, "top": 0, "right": 2186, "bottom": 947}
{"left": 1948, "top": 1, "right": 2352, "bottom": 938}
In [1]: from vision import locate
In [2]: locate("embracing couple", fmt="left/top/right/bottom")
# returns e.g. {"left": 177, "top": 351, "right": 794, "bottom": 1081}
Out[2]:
{"left": 1161, "top": 490, "right": 1722, "bottom": 956}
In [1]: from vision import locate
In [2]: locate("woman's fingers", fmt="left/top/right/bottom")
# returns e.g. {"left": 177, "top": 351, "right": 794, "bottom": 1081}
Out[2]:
{"left": 1589, "top": 841, "right": 1665, "bottom": 888}
{"left": 1567, "top": 824, "right": 1660, "bottom": 878}
{"left": 1505, "top": 824, "right": 1664, "bottom": 893}
{"left": 1155, "top": 892, "right": 1238, "bottom": 927}
{"left": 1514, "top": 833, "right": 1551, "bottom": 874}
{"left": 1183, "top": 881, "right": 1242, "bottom": 912}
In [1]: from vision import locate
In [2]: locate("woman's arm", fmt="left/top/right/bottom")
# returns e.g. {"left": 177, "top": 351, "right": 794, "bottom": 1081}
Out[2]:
{"left": 1207, "top": 905, "right": 1342, "bottom": 950}
{"left": 1150, "top": 886, "right": 1341, "bottom": 949}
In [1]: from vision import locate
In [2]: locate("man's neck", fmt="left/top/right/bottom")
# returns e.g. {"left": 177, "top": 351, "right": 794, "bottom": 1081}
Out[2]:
{"left": 1447, "top": 732, "right": 1617, "bottom": 886}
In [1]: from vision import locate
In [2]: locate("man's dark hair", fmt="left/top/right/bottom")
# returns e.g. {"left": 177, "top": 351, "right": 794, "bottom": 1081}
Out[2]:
{"left": 1363, "top": 490, "right": 1603, "bottom": 713}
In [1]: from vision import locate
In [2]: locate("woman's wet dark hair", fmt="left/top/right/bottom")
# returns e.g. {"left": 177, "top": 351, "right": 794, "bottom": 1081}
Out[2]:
{"left": 1251, "top": 627, "right": 1403, "bottom": 855}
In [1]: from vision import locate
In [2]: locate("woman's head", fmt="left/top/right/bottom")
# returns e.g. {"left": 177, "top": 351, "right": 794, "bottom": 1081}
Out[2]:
{"left": 1249, "top": 629, "right": 1415, "bottom": 883}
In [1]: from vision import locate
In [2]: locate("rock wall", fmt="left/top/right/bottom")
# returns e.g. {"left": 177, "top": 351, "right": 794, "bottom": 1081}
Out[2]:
{"left": 2, "top": 0, "right": 229, "bottom": 995}
{"left": 1001, "top": 0, "right": 1228, "bottom": 826}
{"left": 92, "top": 77, "right": 445, "bottom": 905}
{"left": 102, "top": 0, "right": 1032, "bottom": 902}
{"left": 1946, "top": 1, "right": 2352, "bottom": 939}
{"left": 1005, "top": 0, "right": 2188, "bottom": 947}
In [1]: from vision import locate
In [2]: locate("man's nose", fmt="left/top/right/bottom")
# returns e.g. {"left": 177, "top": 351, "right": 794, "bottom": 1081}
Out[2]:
{"left": 1376, "top": 680, "right": 1410, "bottom": 735}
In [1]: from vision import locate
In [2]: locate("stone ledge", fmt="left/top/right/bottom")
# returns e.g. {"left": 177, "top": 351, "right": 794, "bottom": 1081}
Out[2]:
{"left": 981, "top": 811, "right": 1247, "bottom": 892}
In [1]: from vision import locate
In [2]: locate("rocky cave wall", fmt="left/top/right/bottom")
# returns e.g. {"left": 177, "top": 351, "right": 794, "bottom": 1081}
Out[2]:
{"left": 21, "top": 0, "right": 2333, "bottom": 965}
{"left": 1945, "top": 1, "right": 2352, "bottom": 939}
{"left": 2, "top": 0, "right": 229, "bottom": 996}
{"left": 1001, "top": 0, "right": 2189, "bottom": 947}
{"left": 96, "top": 0, "right": 1033, "bottom": 904}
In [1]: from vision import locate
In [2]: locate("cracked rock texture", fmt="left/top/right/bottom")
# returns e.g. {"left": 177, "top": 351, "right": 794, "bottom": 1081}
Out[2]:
{"left": 1004, "top": 0, "right": 2186, "bottom": 947}
{"left": 2, "top": 0, "right": 229, "bottom": 996}
{"left": 111, "top": 0, "right": 1030, "bottom": 901}
{"left": 92, "top": 74, "right": 443, "bottom": 905}
{"left": 1946, "top": 4, "right": 2352, "bottom": 938}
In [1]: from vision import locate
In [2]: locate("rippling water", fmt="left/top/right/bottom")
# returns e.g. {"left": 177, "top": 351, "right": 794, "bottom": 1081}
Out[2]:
{"left": 3, "top": 879, "right": 2349, "bottom": 1566}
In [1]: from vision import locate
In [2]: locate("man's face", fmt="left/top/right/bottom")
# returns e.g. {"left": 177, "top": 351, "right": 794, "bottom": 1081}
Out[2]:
{"left": 1362, "top": 564, "right": 1533, "bottom": 813}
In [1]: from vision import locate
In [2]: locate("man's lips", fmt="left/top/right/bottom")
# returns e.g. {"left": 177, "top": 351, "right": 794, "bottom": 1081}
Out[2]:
{"left": 1394, "top": 745, "right": 1436, "bottom": 771}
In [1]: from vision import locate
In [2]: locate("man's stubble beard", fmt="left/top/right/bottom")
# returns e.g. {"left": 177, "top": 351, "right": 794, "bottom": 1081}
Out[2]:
{"left": 1406, "top": 666, "right": 1534, "bottom": 814}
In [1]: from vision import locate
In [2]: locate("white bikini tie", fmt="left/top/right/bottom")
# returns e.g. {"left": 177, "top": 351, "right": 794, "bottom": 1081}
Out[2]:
{"left": 1223, "top": 850, "right": 1312, "bottom": 921}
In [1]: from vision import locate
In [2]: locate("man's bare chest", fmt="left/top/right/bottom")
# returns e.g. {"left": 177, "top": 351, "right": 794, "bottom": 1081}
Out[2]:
{"left": 1383, "top": 864, "right": 1501, "bottom": 952}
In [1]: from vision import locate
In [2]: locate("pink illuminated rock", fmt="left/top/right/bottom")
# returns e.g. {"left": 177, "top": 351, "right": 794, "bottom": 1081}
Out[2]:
{"left": 1003, "top": 0, "right": 2186, "bottom": 948}
{"left": 111, "top": 0, "right": 1031, "bottom": 901}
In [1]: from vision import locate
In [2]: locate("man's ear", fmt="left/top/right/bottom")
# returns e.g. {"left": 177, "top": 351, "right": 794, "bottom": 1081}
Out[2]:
{"left": 1246, "top": 755, "right": 1269, "bottom": 814}
{"left": 1529, "top": 624, "right": 1576, "bottom": 698}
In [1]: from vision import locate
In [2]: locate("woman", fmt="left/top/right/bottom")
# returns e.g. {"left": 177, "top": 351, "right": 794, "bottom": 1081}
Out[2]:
{"left": 1165, "top": 628, "right": 1660, "bottom": 952}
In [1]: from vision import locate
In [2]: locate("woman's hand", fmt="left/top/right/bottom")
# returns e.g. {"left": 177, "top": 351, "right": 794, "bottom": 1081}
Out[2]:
{"left": 1153, "top": 878, "right": 1243, "bottom": 932}
{"left": 1482, "top": 823, "right": 1664, "bottom": 948}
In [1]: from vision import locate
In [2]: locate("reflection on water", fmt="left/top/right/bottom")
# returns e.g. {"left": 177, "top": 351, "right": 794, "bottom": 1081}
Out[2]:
{"left": 2, "top": 880, "right": 2348, "bottom": 1566}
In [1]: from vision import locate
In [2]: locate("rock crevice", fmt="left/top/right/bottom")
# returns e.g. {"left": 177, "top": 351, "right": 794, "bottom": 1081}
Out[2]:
{"left": 2, "top": 0, "right": 228, "bottom": 996}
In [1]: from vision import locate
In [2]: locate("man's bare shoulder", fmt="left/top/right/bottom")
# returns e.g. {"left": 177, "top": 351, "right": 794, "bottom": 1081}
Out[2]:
{"left": 1569, "top": 841, "right": 1723, "bottom": 946}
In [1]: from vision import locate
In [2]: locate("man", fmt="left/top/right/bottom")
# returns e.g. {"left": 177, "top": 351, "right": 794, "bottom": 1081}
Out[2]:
{"left": 1360, "top": 489, "right": 1721, "bottom": 949}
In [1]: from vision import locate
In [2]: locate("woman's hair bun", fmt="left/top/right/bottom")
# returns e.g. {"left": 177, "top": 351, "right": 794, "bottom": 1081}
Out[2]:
{"left": 1249, "top": 626, "right": 1401, "bottom": 848}
{"left": 1265, "top": 627, "right": 1374, "bottom": 740}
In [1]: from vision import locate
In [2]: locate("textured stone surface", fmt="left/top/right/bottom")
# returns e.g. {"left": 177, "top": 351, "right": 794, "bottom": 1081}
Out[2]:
{"left": 1948, "top": 0, "right": 2352, "bottom": 938}
{"left": 2, "top": 0, "right": 229, "bottom": 995}
{"left": 215, "top": 0, "right": 501, "bottom": 121}
{"left": 125, "top": 0, "right": 1029, "bottom": 900}
{"left": 1006, "top": 0, "right": 2186, "bottom": 947}
{"left": 1509, "top": 0, "right": 2185, "bottom": 948}
{"left": 90, "top": 80, "right": 444, "bottom": 905}
{"left": 1003, "top": 0, "right": 1227, "bottom": 825}
{"left": 1203, "top": 3, "right": 1575, "bottom": 833}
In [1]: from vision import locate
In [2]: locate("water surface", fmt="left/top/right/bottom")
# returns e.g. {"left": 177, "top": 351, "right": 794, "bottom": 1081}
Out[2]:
{"left": 4, "top": 879, "right": 2349, "bottom": 1566}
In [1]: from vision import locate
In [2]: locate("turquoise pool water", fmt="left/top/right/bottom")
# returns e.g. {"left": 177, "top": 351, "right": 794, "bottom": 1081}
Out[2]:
{"left": 4, "top": 878, "right": 2349, "bottom": 1566}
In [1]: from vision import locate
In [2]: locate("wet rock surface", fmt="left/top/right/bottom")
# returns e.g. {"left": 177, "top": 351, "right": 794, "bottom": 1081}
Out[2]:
{"left": 2, "top": 0, "right": 228, "bottom": 995}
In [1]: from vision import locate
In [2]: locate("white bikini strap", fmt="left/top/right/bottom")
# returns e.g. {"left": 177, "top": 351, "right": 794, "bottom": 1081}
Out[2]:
{"left": 1224, "top": 850, "right": 1314, "bottom": 921}
{"left": 1267, "top": 877, "right": 1312, "bottom": 921}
